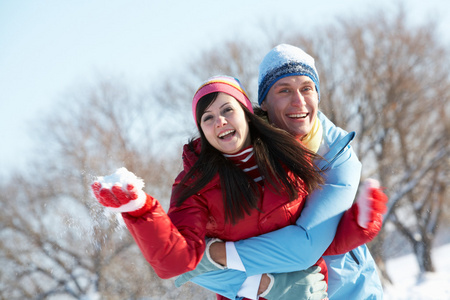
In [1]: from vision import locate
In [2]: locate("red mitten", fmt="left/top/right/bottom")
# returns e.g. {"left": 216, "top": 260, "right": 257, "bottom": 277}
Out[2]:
{"left": 91, "top": 167, "right": 151, "bottom": 216}
{"left": 356, "top": 178, "right": 388, "bottom": 229}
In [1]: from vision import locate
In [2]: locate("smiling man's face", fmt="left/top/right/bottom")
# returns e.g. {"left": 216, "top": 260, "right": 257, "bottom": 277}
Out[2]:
{"left": 261, "top": 75, "right": 319, "bottom": 140}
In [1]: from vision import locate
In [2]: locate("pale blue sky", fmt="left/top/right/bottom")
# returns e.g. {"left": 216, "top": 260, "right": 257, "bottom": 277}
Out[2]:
{"left": 1, "top": 0, "right": 448, "bottom": 173}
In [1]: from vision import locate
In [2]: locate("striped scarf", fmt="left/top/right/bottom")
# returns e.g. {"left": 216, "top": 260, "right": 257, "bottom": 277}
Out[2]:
{"left": 223, "top": 146, "right": 263, "bottom": 184}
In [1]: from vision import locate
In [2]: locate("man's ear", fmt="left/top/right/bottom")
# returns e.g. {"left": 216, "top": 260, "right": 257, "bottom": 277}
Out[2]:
{"left": 260, "top": 100, "right": 268, "bottom": 111}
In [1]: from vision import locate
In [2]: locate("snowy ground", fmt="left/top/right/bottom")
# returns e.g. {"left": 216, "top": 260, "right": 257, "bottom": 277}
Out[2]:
{"left": 383, "top": 243, "right": 450, "bottom": 300}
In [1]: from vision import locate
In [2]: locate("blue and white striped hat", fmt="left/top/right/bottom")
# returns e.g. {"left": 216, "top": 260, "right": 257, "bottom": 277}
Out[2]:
{"left": 258, "top": 44, "right": 320, "bottom": 105}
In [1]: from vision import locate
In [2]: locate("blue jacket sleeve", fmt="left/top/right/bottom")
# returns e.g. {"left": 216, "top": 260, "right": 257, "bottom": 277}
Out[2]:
{"left": 234, "top": 143, "right": 361, "bottom": 276}
{"left": 189, "top": 269, "right": 247, "bottom": 300}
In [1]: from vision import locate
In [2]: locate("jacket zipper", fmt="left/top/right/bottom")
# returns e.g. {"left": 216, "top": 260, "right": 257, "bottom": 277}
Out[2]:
{"left": 349, "top": 250, "right": 360, "bottom": 265}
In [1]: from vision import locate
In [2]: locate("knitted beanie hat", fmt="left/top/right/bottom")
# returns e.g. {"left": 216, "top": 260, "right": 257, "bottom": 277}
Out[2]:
{"left": 192, "top": 75, "right": 253, "bottom": 123}
{"left": 258, "top": 44, "right": 320, "bottom": 105}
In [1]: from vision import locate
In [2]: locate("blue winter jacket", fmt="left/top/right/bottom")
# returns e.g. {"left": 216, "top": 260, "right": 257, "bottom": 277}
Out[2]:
{"left": 189, "top": 111, "right": 383, "bottom": 299}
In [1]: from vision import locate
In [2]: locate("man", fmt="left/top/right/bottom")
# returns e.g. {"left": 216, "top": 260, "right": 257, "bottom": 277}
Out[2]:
{"left": 176, "top": 44, "right": 384, "bottom": 300}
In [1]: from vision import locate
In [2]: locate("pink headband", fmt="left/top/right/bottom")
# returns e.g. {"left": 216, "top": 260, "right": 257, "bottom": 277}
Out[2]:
{"left": 192, "top": 75, "right": 254, "bottom": 123}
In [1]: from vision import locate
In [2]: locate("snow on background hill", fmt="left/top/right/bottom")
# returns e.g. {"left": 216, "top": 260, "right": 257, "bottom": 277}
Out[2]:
{"left": 383, "top": 243, "right": 450, "bottom": 299}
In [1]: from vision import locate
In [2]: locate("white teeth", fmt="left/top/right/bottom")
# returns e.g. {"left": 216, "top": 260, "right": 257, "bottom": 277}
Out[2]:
{"left": 218, "top": 130, "right": 235, "bottom": 138}
{"left": 288, "top": 113, "right": 308, "bottom": 118}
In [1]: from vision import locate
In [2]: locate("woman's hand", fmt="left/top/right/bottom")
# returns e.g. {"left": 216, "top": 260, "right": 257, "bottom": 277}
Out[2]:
{"left": 91, "top": 167, "right": 150, "bottom": 216}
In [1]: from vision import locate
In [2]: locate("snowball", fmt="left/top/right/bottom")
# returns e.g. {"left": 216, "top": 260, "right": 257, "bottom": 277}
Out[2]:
{"left": 96, "top": 167, "right": 144, "bottom": 190}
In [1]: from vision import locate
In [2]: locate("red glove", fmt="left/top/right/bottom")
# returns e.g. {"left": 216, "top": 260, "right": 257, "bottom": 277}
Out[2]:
{"left": 356, "top": 178, "right": 388, "bottom": 230}
{"left": 323, "top": 179, "right": 388, "bottom": 256}
{"left": 91, "top": 167, "right": 152, "bottom": 216}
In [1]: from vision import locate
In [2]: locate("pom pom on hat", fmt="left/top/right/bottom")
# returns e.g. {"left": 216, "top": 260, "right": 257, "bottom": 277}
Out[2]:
{"left": 192, "top": 75, "right": 253, "bottom": 123}
{"left": 258, "top": 44, "right": 320, "bottom": 105}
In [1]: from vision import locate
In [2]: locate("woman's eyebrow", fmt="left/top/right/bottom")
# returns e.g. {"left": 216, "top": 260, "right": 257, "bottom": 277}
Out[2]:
{"left": 203, "top": 101, "right": 231, "bottom": 114}
{"left": 219, "top": 102, "right": 231, "bottom": 109}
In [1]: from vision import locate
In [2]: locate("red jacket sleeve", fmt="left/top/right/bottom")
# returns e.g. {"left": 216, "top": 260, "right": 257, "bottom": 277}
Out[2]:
{"left": 322, "top": 202, "right": 382, "bottom": 256}
{"left": 122, "top": 192, "right": 210, "bottom": 279}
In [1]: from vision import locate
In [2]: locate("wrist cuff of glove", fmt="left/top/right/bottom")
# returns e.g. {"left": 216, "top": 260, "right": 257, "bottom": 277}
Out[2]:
{"left": 205, "top": 238, "right": 226, "bottom": 270}
{"left": 259, "top": 274, "right": 275, "bottom": 298}
{"left": 357, "top": 178, "right": 380, "bottom": 228}
{"left": 128, "top": 193, "right": 155, "bottom": 217}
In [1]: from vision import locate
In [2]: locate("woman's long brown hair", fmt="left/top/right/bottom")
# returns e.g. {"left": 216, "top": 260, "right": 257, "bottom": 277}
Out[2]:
{"left": 174, "top": 92, "right": 324, "bottom": 224}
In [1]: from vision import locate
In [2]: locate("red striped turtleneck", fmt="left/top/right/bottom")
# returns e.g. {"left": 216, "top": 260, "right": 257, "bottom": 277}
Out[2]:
{"left": 223, "top": 146, "right": 263, "bottom": 184}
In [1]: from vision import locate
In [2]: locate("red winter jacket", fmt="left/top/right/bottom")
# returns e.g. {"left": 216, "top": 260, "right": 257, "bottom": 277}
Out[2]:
{"left": 122, "top": 139, "right": 378, "bottom": 297}
{"left": 123, "top": 139, "right": 326, "bottom": 279}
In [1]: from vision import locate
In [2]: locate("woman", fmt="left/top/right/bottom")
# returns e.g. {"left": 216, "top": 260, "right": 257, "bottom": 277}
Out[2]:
{"left": 91, "top": 76, "right": 385, "bottom": 300}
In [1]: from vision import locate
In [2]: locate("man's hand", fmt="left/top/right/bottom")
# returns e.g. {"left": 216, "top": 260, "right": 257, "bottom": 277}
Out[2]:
{"left": 258, "top": 274, "right": 271, "bottom": 295}
{"left": 356, "top": 178, "right": 388, "bottom": 229}
{"left": 209, "top": 240, "right": 227, "bottom": 266}
{"left": 175, "top": 238, "right": 225, "bottom": 287}
{"left": 260, "top": 266, "right": 327, "bottom": 300}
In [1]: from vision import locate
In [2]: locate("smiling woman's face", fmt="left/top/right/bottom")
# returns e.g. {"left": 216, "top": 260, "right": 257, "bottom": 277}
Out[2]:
{"left": 200, "top": 92, "right": 251, "bottom": 154}
{"left": 261, "top": 75, "right": 319, "bottom": 140}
